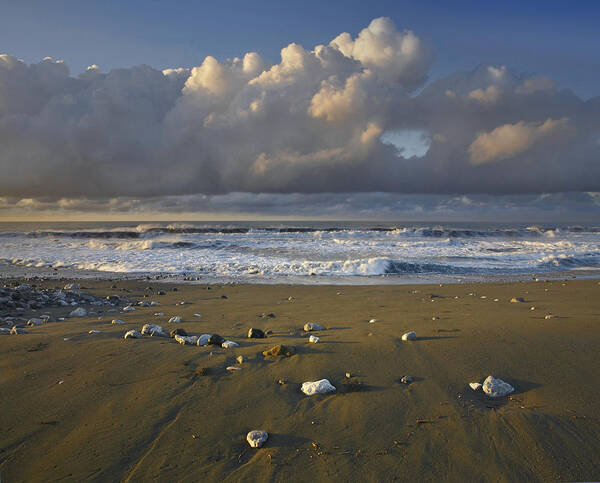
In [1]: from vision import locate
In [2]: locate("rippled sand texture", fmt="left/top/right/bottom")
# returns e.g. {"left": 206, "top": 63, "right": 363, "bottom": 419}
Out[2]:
{"left": 1, "top": 279, "right": 599, "bottom": 481}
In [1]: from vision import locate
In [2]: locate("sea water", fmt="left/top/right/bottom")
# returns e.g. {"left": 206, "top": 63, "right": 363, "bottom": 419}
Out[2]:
{"left": 0, "top": 221, "right": 599, "bottom": 284}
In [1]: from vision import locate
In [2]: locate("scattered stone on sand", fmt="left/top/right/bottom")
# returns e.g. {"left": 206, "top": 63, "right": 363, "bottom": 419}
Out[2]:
{"left": 168, "top": 316, "right": 182, "bottom": 323}
{"left": 301, "top": 379, "right": 336, "bottom": 396}
{"left": 88, "top": 330, "right": 101, "bottom": 334}
{"left": 178, "top": 301, "right": 191, "bottom": 305}
{"left": 170, "top": 327, "right": 188, "bottom": 338}
{"left": 510, "top": 297, "right": 525, "bottom": 303}
{"left": 545, "top": 313, "right": 556, "bottom": 319}
{"left": 10, "top": 326, "right": 27, "bottom": 335}
{"left": 248, "top": 328, "right": 265, "bottom": 338}
{"left": 530, "top": 307, "right": 535, "bottom": 310}
{"left": 208, "top": 334, "right": 225, "bottom": 345}
{"left": 400, "top": 376, "right": 414, "bottom": 385}
{"left": 112, "top": 319, "right": 125, "bottom": 325}
{"left": 369, "top": 319, "right": 377, "bottom": 324}
{"left": 69, "top": 307, "right": 87, "bottom": 318}
{"left": 154, "top": 312, "right": 164, "bottom": 316}
{"left": 226, "top": 366, "right": 241, "bottom": 372}
{"left": 197, "top": 334, "right": 211, "bottom": 346}
{"left": 493, "top": 298, "right": 499, "bottom": 302}
{"left": 124, "top": 330, "right": 143, "bottom": 339}
{"left": 246, "top": 430, "right": 268, "bottom": 448}
{"left": 236, "top": 355, "right": 246, "bottom": 364}
{"left": 277, "top": 379, "right": 287, "bottom": 385}
{"left": 469, "top": 382, "right": 482, "bottom": 391}
{"left": 482, "top": 376, "right": 515, "bottom": 398}
{"left": 262, "top": 345, "right": 295, "bottom": 357}
{"left": 222, "top": 340, "right": 239, "bottom": 348}
{"left": 141, "top": 324, "right": 168, "bottom": 337}
{"left": 122, "top": 305, "right": 136, "bottom": 312}
{"left": 308, "top": 335, "right": 320, "bottom": 343}
{"left": 175, "top": 334, "right": 199, "bottom": 345}
{"left": 304, "top": 322, "right": 325, "bottom": 331}
{"left": 26, "top": 318, "right": 44, "bottom": 326}
{"left": 193, "top": 313, "right": 202, "bottom": 318}
{"left": 402, "top": 331, "right": 417, "bottom": 341}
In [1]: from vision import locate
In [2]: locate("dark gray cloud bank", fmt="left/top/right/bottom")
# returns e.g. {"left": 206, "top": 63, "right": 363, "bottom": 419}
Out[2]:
{"left": 1, "top": 18, "right": 599, "bottom": 218}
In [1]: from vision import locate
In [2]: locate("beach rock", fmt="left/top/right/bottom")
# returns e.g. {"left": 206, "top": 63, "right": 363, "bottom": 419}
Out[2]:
{"left": 246, "top": 430, "right": 268, "bottom": 448}
{"left": 236, "top": 355, "right": 246, "bottom": 364}
{"left": 88, "top": 330, "right": 101, "bottom": 334}
{"left": 545, "top": 314, "right": 556, "bottom": 319}
{"left": 301, "top": 379, "right": 336, "bottom": 396}
{"left": 170, "top": 328, "right": 187, "bottom": 338}
{"left": 175, "top": 335, "right": 198, "bottom": 345}
{"left": 26, "top": 318, "right": 44, "bottom": 326}
{"left": 304, "top": 322, "right": 325, "bottom": 331}
{"left": 510, "top": 297, "right": 525, "bottom": 303}
{"left": 124, "top": 330, "right": 143, "bottom": 339}
{"left": 154, "top": 312, "right": 164, "bottom": 316}
{"left": 10, "top": 326, "right": 27, "bottom": 335}
{"left": 197, "top": 334, "right": 211, "bottom": 346}
{"left": 221, "top": 295, "right": 228, "bottom": 299}
{"left": 369, "top": 319, "right": 377, "bottom": 324}
{"left": 137, "top": 301, "right": 150, "bottom": 307}
{"left": 0, "top": 327, "right": 11, "bottom": 335}
{"left": 178, "top": 301, "right": 191, "bottom": 305}
{"left": 248, "top": 328, "right": 265, "bottom": 338}
{"left": 402, "top": 331, "right": 417, "bottom": 341}
{"left": 64, "top": 283, "right": 79, "bottom": 291}
{"left": 400, "top": 376, "right": 414, "bottom": 385}
{"left": 150, "top": 301, "right": 160, "bottom": 306}
{"left": 482, "top": 376, "right": 514, "bottom": 398}
{"left": 122, "top": 305, "right": 136, "bottom": 312}
{"left": 168, "top": 316, "right": 182, "bottom": 323}
{"left": 69, "top": 307, "right": 87, "bottom": 318}
{"left": 262, "top": 345, "right": 295, "bottom": 357}
{"left": 226, "top": 366, "right": 241, "bottom": 372}
{"left": 208, "top": 334, "right": 225, "bottom": 345}
{"left": 469, "top": 382, "right": 482, "bottom": 391}
{"left": 193, "top": 313, "right": 202, "bottom": 318}
{"left": 222, "top": 340, "right": 239, "bottom": 348}
{"left": 141, "top": 324, "right": 168, "bottom": 337}
{"left": 308, "top": 335, "right": 320, "bottom": 343}
{"left": 112, "top": 319, "right": 125, "bottom": 325}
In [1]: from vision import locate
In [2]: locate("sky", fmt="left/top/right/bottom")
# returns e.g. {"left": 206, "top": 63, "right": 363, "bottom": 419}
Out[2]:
{"left": 1, "top": 1, "right": 599, "bottom": 221}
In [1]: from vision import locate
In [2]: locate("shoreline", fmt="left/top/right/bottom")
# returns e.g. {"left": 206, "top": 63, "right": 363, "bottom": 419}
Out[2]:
{"left": 1, "top": 278, "right": 599, "bottom": 481}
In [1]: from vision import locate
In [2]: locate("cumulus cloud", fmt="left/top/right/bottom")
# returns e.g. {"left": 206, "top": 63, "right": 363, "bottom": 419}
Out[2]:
{"left": 0, "top": 17, "right": 599, "bottom": 210}
{"left": 469, "top": 118, "right": 572, "bottom": 165}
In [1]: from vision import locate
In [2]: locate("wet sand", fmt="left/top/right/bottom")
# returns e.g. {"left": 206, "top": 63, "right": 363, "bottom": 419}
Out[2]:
{"left": 1, "top": 279, "right": 599, "bottom": 482}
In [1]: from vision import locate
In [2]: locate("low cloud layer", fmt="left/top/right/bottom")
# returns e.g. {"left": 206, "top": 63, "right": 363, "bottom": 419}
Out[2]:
{"left": 1, "top": 17, "right": 599, "bottom": 206}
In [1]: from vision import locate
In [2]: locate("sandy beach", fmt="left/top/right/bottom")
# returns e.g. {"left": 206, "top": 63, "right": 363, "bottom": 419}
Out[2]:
{"left": 1, "top": 278, "right": 599, "bottom": 482}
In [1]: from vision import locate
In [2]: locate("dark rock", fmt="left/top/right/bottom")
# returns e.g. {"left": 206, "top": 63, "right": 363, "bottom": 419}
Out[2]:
{"left": 400, "top": 376, "right": 414, "bottom": 385}
{"left": 208, "top": 334, "right": 224, "bottom": 345}
{"left": 157, "top": 290, "right": 166, "bottom": 295}
{"left": 248, "top": 328, "right": 265, "bottom": 338}
{"left": 170, "top": 328, "right": 188, "bottom": 338}
{"left": 221, "top": 295, "right": 228, "bottom": 299}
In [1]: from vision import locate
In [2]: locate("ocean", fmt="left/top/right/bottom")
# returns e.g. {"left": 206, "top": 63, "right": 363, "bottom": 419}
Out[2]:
{"left": 1, "top": 221, "right": 599, "bottom": 284}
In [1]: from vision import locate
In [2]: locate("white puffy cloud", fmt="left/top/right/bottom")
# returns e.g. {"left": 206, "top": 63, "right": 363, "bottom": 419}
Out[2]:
{"left": 469, "top": 118, "right": 572, "bottom": 164}
{"left": 0, "top": 17, "right": 598, "bottom": 209}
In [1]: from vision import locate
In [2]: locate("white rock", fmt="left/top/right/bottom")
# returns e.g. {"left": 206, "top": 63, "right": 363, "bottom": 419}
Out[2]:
{"left": 141, "top": 323, "right": 168, "bottom": 337}
{"left": 122, "top": 305, "right": 136, "bottom": 312}
{"left": 63, "top": 283, "right": 79, "bottom": 290}
{"left": 482, "top": 375, "right": 514, "bottom": 398}
{"left": 301, "top": 379, "right": 336, "bottom": 396}
{"left": 111, "top": 319, "right": 125, "bottom": 325}
{"left": 150, "top": 301, "right": 160, "bottom": 306}
{"left": 369, "top": 319, "right": 377, "bottom": 324}
{"left": 469, "top": 382, "right": 482, "bottom": 391}
{"left": 168, "top": 316, "right": 182, "bottom": 323}
{"left": 26, "top": 318, "right": 44, "bottom": 326}
{"left": 246, "top": 430, "right": 268, "bottom": 448}
{"left": 69, "top": 307, "right": 87, "bottom": 318}
{"left": 193, "top": 313, "right": 202, "bottom": 318}
{"left": 174, "top": 334, "right": 198, "bottom": 345}
{"left": 226, "top": 366, "right": 241, "bottom": 371}
{"left": 197, "top": 334, "right": 211, "bottom": 346}
{"left": 124, "top": 330, "right": 143, "bottom": 339}
{"left": 221, "top": 340, "right": 239, "bottom": 349}
{"left": 154, "top": 312, "right": 164, "bottom": 316}
{"left": 545, "top": 314, "right": 556, "bottom": 319}
{"left": 88, "top": 330, "right": 101, "bottom": 334}
{"left": 402, "top": 331, "right": 417, "bottom": 341}
{"left": 304, "top": 322, "right": 325, "bottom": 331}
{"left": 308, "top": 335, "right": 320, "bottom": 343}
